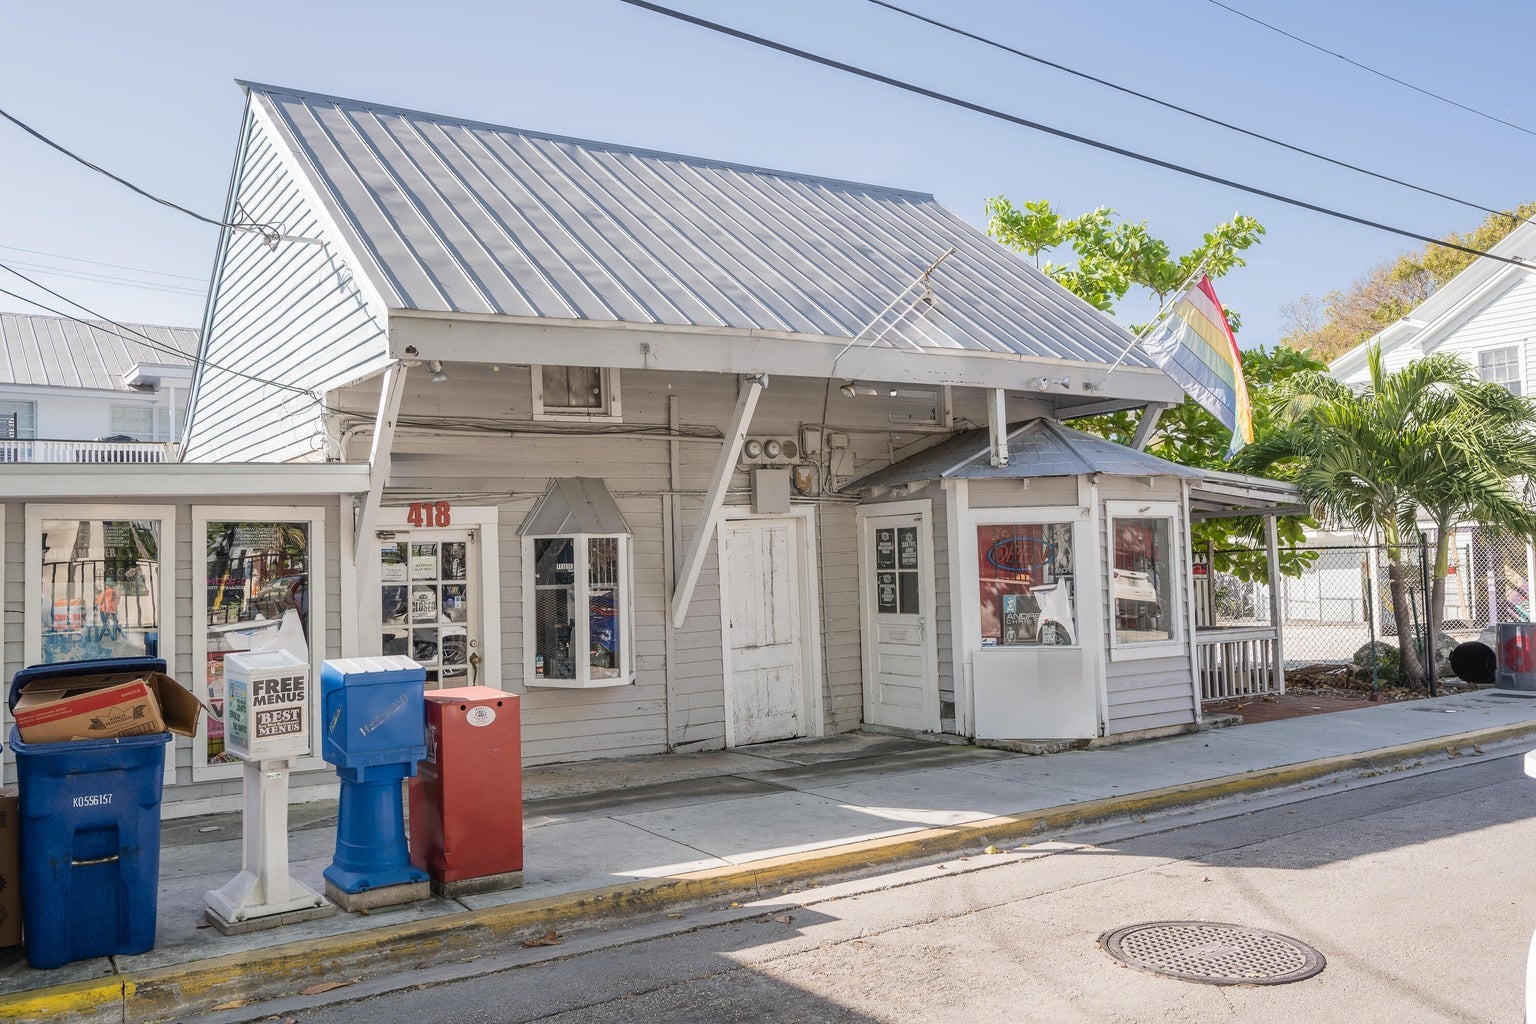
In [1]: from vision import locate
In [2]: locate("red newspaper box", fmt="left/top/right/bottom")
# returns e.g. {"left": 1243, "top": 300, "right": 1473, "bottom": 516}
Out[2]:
{"left": 409, "top": 687, "right": 523, "bottom": 896}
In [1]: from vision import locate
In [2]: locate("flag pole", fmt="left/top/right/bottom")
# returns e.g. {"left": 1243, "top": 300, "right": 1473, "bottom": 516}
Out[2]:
{"left": 1100, "top": 256, "right": 1214, "bottom": 381}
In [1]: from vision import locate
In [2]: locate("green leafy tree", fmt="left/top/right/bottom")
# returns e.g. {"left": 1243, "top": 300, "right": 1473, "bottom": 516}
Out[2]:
{"left": 1235, "top": 347, "right": 1536, "bottom": 689}
{"left": 987, "top": 197, "right": 1300, "bottom": 579}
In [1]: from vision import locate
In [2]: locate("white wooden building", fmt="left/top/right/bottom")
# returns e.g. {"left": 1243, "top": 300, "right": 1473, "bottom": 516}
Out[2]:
{"left": 0, "top": 313, "right": 197, "bottom": 463}
{"left": 0, "top": 83, "right": 1297, "bottom": 811}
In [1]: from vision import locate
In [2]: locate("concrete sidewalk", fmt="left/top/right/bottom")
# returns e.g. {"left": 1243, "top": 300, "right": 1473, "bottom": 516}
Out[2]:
{"left": 7, "top": 688, "right": 1536, "bottom": 1023}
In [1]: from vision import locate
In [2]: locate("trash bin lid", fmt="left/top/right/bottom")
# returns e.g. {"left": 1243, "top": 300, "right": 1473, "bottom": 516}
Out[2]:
{"left": 9, "top": 657, "right": 167, "bottom": 712}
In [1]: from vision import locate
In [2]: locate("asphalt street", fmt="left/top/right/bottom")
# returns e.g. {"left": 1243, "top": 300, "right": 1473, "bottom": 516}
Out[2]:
{"left": 248, "top": 750, "right": 1536, "bottom": 1024}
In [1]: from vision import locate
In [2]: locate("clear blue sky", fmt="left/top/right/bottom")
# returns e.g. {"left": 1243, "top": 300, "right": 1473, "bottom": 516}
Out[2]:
{"left": 2, "top": 0, "right": 1532, "bottom": 349}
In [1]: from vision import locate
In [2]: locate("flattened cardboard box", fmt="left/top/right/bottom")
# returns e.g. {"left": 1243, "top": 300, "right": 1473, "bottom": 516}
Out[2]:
{"left": 0, "top": 786, "right": 18, "bottom": 948}
{"left": 13, "top": 670, "right": 202, "bottom": 744}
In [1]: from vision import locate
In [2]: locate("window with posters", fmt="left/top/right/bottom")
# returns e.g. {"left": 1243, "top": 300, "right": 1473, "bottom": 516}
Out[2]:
{"left": 198, "top": 517, "right": 316, "bottom": 772}
{"left": 34, "top": 515, "right": 163, "bottom": 664}
{"left": 975, "top": 522, "right": 1076, "bottom": 647}
{"left": 523, "top": 533, "right": 631, "bottom": 687}
{"left": 380, "top": 527, "right": 475, "bottom": 688}
{"left": 1110, "top": 513, "right": 1177, "bottom": 647}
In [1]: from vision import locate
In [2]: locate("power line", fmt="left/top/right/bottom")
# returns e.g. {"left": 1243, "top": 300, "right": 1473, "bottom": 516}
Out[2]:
{"left": 616, "top": 0, "right": 1536, "bottom": 271}
{"left": 0, "top": 243, "right": 208, "bottom": 282}
{"left": 0, "top": 106, "right": 282, "bottom": 242}
{"left": 4, "top": 260, "right": 206, "bottom": 297}
{"left": 0, "top": 261, "right": 325, "bottom": 405}
{"left": 868, "top": 0, "right": 1523, "bottom": 226}
{"left": 1205, "top": 0, "right": 1536, "bottom": 139}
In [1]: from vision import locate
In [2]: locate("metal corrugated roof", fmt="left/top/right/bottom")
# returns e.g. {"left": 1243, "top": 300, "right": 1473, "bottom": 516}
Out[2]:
{"left": 245, "top": 83, "right": 1150, "bottom": 368}
{"left": 518, "top": 478, "right": 631, "bottom": 536}
{"left": 850, "top": 419, "right": 1206, "bottom": 490}
{"left": 0, "top": 313, "right": 197, "bottom": 390}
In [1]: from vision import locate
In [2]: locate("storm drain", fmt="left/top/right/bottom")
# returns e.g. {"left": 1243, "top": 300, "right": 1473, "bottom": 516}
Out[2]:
{"left": 1099, "top": 921, "right": 1325, "bottom": 986}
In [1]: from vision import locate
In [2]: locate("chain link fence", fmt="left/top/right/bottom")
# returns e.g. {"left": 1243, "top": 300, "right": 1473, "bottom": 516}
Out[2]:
{"left": 1196, "top": 528, "right": 1532, "bottom": 689}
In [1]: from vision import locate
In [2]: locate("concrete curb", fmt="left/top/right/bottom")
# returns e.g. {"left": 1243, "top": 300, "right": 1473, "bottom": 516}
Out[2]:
{"left": 9, "top": 720, "right": 1535, "bottom": 1024}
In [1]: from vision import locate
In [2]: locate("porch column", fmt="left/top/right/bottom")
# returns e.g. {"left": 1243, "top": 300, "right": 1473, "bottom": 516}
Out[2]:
{"left": 671, "top": 374, "right": 765, "bottom": 627}
{"left": 1264, "top": 513, "right": 1286, "bottom": 693}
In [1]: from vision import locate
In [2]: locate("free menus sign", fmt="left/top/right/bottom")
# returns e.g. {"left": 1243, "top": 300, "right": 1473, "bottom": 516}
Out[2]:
{"left": 225, "top": 650, "right": 309, "bottom": 761}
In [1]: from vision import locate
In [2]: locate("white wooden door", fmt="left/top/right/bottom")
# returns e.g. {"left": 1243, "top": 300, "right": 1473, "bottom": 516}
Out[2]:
{"left": 861, "top": 511, "right": 936, "bottom": 731}
{"left": 721, "top": 518, "right": 804, "bottom": 745}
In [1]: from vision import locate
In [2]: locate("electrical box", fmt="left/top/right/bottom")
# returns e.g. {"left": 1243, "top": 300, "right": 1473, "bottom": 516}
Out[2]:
{"left": 225, "top": 649, "right": 309, "bottom": 761}
{"left": 752, "top": 469, "right": 791, "bottom": 514}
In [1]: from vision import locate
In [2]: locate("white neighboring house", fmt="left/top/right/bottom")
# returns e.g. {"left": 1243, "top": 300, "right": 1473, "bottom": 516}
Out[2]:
{"left": 0, "top": 312, "right": 198, "bottom": 463}
{"left": 1327, "top": 220, "right": 1536, "bottom": 633}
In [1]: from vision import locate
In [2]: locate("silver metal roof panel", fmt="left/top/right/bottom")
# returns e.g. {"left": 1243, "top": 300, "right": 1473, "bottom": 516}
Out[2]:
{"left": 0, "top": 313, "right": 197, "bottom": 390}
{"left": 244, "top": 83, "right": 1151, "bottom": 368}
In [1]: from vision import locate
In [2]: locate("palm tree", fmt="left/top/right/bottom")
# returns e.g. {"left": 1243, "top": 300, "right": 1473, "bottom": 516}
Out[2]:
{"left": 1237, "top": 346, "right": 1536, "bottom": 690}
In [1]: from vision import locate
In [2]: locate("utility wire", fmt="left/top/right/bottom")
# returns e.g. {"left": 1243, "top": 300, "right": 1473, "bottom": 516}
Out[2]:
{"left": 868, "top": 0, "right": 1522, "bottom": 226}
{"left": 5, "top": 260, "right": 206, "bottom": 297}
{"left": 616, "top": 0, "right": 1536, "bottom": 271}
{"left": 0, "top": 243, "right": 208, "bottom": 282}
{"left": 0, "top": 262, "right": 325, "bottom": 405}
{"left": 0, "top": 106, "right": 282, "bottom": 242}
{"left": 1205, "top": 0, "right": 1536, "bottom": 139}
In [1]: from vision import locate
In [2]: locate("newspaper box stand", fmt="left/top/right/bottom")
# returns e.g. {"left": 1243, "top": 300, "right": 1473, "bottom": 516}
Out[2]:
{"left": 409, "top": 687, "right": 524, "bottom": 896}
{"left": 8, "top": 658, "right": 171, "bottom": 969}
{"left": 204, "top": 649, "right": 334, "bottom": 933}
{"left": 320, "top": 656, "right": 429, "bottom": 910}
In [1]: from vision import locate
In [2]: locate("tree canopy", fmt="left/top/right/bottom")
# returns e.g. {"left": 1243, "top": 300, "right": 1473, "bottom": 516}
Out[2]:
{"left": 1280, "top": 202, "right": 1536, "bottom": 361}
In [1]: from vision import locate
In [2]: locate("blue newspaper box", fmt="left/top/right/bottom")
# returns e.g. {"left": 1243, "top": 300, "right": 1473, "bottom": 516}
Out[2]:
{"left": 8, "top": 658, "right": 173, "bottom": 969}
{"left": 320, "top": 657, "right": 428, "bottom": 898}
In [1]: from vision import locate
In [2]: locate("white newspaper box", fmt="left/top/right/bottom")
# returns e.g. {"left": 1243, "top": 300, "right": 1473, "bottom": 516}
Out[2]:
{"left": 226, "top": 649, "right": 309, "bottom": 760}
{"left": 205, "top": 648, "right": 332, "bottom": 933}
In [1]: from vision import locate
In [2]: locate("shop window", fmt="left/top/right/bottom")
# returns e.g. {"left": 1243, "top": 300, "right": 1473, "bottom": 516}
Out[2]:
{"left": 1111, "top": 515, "right": 1177, "bottom": 646}
{"left": 35, "top": 516, "right": 163, "bottom": 664}
{"left": 524, "top": 534, "right": 631, "bottom": 687}
{"left": 380, "top": 534, "right": 473, "bottom": 688}
{"left": 976, "top": 523, "right": 1076, "bottom": 646}
{"left": 200, "top": 519, "right": 313, "bottom": 770}
{"left": 533, "top": 365, "right": 621, "bottom": 420}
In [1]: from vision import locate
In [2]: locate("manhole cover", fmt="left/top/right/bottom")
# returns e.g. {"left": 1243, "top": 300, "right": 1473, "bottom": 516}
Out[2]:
{"left": 1099, "top": 921, "right": 1325, "bottom": 986}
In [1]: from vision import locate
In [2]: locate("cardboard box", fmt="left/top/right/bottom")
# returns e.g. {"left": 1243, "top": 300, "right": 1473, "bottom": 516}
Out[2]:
{"left": 0, "top": 786, "right": 18, "bottom": 948}
{"left": 12, "top": 670, "right": 202, "bottom": 744}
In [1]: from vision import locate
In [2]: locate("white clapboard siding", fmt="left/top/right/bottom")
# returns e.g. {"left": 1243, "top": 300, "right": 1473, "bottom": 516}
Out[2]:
{"left": 1098, "top": 478, "right": 1197, "bottom": 736}
{"left": 182, "top": 104, "right": 390, "bottom": 463}
{"left": 1423, "top": 272, "right": 1536, "bottom": 386}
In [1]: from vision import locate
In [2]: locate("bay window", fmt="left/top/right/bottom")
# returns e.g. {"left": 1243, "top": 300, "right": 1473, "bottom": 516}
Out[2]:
{"left": 524, "top": 533, "right": 632, "bottom": 687}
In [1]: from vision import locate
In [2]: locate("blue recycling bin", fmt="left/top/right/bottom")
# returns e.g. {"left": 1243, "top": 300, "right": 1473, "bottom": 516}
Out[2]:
{"left": 321, "top": 657, "right": 428, "bottom": 895}
{"left": 8, "top": 658, "right": 171, "bottom": 969}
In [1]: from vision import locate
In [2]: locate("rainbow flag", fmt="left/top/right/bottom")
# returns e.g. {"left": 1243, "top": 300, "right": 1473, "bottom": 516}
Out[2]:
{"left": 1139, "top": 275, "right": 1253, "bottom": 454}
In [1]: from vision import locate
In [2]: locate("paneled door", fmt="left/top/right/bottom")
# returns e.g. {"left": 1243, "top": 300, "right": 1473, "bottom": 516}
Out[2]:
{"left": 860, "top": 509, "right": 937, "bottom": 732}
{"left": 720, "top": 517, "right": 805, "bottom": 745}
{"left": 379, "top": 529, "right": 479, "bottom": 688}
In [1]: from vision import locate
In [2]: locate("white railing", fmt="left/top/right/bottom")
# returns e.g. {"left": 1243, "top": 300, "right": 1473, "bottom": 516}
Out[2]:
{"left": 1197, "top": 625, "right": 1284, "bottom": 702}
{"left": 0, "top": 438, "right": 176, "bottom": 464}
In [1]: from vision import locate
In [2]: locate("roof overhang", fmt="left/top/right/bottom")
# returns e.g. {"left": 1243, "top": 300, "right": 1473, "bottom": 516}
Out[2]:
{"left": 0, "top": 463, "right": 370, "bottom": 499}
{"left": 388, "top": 312, "right": 1184, "bottom": 405}
{"left": 1189, "top": 470, "right": 1306, "bottom": 520}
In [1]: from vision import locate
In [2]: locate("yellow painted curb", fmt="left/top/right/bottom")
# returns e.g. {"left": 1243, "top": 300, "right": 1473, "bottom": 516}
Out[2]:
{"left": 5, "top": 719, "right": 1534, "bottom": 1023}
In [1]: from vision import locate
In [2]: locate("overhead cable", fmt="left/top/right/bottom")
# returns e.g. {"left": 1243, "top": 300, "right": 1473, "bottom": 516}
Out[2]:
{"left": 0, "top": 243, "right": 208, "bottom": 282}
{"left": 1205, "top": 0, "right": 1536, "bottom": 139}
{"left": 0, "top": 261, "right": 325, "bottom": 405}
{"left": 616, "top": 0, "right": 1536, "bottom": 270}
{"left": 0, "top": 106, "right": 287, "bottom": 244}
{"left": 869, "top": 0, "right": 1523, "bottom": 225}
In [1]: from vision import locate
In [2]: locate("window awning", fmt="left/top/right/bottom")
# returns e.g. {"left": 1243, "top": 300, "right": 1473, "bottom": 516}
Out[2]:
{"left": 518, "top": 478, "right": 631, "bottom": 536}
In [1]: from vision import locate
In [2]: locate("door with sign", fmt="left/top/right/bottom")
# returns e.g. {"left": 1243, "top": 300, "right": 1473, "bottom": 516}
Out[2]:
{"left": 381, "top": 522, "right": 478, "bottom": 688}
{"left": 858, "top": 508, "right": 937, "bottom": 732}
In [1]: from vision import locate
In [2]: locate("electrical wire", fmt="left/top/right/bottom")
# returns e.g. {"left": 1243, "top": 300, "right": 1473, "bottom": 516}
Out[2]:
{"left": 0, "top": 106, "right": 281, "bottom": 241}
{"left": 1205, "top": 0, "right": 1536, "bottom": 139}
{"left": 3, "top": 260, "right": 206, "bottom": 297}
{"left": 0, "top": 243, "right": 208, "bottom": 282}
{"left": 0, "top": 262, "right": 325, "bottom": 405}
{"left": 615, "top": 0, "right": 1536, "bottom": 270}
{"left": 868, "top": 0, "right": 1523, "bottom": 226}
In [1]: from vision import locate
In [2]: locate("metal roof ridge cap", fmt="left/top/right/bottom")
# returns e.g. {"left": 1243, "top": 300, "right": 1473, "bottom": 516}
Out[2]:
{"left": 1034, "top": 417, "right": 1096, "bottom": 475}
{"left": 237, "top": 81, "right": 937, "bottom": 202}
